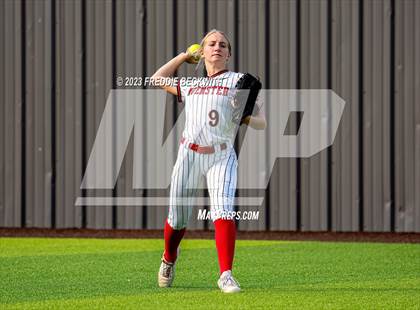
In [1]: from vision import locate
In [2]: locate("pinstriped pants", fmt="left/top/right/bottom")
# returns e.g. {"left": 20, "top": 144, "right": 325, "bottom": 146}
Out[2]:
{"left": 167, "top": 143, "right": 238, "bottom": 229}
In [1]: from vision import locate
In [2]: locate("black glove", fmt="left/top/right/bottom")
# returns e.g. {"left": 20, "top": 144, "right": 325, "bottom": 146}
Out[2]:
{"left": 231, "top": 73, "right": 262, "bottom": 124}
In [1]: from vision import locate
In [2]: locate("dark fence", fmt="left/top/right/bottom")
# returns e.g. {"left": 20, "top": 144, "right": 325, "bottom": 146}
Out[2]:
{"left": 1, "top": 0, "right": 419, "bottom": 232}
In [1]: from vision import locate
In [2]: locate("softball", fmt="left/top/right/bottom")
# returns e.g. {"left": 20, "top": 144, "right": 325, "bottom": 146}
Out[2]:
{"left": 186, "top": 43, "right": 202, "bottom": 64}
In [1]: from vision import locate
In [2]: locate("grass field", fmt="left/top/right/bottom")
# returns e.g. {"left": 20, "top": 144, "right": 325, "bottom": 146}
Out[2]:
{"left": 1, "top": 237, "right": 419, "bottom": 309}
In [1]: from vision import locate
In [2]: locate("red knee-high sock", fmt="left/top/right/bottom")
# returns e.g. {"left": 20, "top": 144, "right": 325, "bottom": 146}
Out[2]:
{"left": 214, "top": 219, "right": 236, "bottom": 274}
{"left": 163, "top": 220, "right": 186, "bottom": 263}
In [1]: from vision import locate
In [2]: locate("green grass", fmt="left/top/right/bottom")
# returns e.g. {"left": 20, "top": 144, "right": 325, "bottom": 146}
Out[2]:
{"left": 0, "top": 237, "right": 419, "bottom": 309}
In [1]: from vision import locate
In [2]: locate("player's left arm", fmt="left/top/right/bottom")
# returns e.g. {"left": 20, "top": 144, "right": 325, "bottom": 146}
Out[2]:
{"left": 242, "top": 97, "right": 266, "bottom": 130}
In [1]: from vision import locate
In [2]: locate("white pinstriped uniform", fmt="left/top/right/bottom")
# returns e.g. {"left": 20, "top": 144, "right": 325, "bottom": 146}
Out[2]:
{"left": 168, "top": 70, "right": 245, "bottom": 229}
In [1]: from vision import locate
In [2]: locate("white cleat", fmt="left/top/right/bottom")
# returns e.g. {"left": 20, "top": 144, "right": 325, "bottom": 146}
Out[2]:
{"left": 158, "top": 258, "right": 175, "bottom": 288}
{"left": 217, "top": 270, "right": 241, "bottom": 293}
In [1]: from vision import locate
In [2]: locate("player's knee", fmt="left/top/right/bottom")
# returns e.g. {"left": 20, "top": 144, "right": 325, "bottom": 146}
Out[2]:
{"left": 167, "top": 209, "right": 190, "bottom": 229}
{"left": 167, "top": 217, "right": 188, "bottom": 230}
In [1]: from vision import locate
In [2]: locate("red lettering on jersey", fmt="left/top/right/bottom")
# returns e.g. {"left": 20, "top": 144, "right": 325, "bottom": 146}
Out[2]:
{"left": 187, "top": 86, "right": 229, "bottom": 97}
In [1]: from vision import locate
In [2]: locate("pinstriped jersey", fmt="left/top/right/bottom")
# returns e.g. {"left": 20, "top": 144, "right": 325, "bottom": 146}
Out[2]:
{"left": 177, "top": 70, "right": 257, "bottom": 146}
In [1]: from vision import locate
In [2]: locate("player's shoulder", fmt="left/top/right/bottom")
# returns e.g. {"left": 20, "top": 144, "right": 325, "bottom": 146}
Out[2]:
{"left": 224, "top": 71, "right": 244, "bottom": 85}
{"left": 228, "top": 71, "right": 243, "bottom": 78}
{"left": 212, "top": 70, "right": 242, "bottom": 79}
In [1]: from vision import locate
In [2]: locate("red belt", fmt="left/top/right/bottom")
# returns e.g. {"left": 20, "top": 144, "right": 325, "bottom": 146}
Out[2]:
{"left": 181, "top": 137, "right": 227, "bottom": 154}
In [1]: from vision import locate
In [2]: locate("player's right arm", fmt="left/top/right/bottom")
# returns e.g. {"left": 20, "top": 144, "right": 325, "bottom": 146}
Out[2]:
{"left": 151, "top": 53, "right": 189, "bottom": 95}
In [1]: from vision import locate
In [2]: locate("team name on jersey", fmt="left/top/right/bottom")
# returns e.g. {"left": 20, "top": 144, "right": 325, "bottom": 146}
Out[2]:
{"left": 188, "top": 86, "right": 229, "bottom": 96}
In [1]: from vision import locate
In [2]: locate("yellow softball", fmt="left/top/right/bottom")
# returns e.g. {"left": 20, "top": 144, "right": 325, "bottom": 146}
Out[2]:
{"left": 186, "top": 43, "right": 202, "bottom": 64}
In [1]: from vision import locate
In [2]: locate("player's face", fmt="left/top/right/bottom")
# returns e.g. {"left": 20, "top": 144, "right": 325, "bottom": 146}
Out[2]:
{"left": 203, "top": 32, "right": 230, "bottom": 65}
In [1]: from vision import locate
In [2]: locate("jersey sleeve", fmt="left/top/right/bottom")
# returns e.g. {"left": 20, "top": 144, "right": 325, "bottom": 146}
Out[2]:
{"left": 176, "top": 80, "right": 188, "bottom": 103}
{"left": 232, "top": 72, "right": 244, "bottom": 86}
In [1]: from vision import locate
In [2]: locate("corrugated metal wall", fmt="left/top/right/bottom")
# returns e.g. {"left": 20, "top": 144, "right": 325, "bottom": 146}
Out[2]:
{"left": 1, "top": 0, "right": 419, "bottom": 232}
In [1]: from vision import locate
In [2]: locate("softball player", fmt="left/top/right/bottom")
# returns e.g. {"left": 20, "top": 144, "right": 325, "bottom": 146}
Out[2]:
{"left": 152, "top": 30, "right": 266, "bottom": 293}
